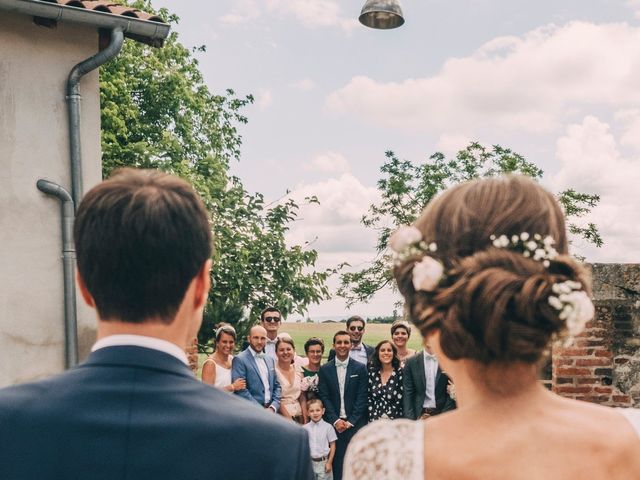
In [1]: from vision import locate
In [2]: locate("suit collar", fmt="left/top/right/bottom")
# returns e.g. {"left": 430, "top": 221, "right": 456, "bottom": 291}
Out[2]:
{"left": 92, "top": 334, "right": 189, "bottom": 365}
{"left": 82, "top": 345, "right": 195, "bottom": 379}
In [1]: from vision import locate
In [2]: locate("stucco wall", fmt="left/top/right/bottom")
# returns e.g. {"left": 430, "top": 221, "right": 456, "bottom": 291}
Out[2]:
{"left": 0, "top": 13, "right": 102, "bottom": 386}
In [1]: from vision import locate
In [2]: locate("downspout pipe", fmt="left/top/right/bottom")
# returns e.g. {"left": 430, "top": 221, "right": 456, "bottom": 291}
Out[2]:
{"left": 67, "top": 27, "right": 124, "bottom": 206}
{"left": 36, "top": 180, "right": 78, "bottom": 369}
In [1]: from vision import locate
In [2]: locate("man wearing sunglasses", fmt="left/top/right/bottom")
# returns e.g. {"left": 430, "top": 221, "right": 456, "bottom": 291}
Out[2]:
{"left": 328, "top": 316, "right": 374, "bottom": 365}
{"left": 260, "top": 307, "right": 282, "bottom": 360}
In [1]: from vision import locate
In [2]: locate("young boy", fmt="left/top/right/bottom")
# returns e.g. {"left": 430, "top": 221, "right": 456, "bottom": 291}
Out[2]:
{"left": 303, "top": 399, "right": 337, "bottom": 480}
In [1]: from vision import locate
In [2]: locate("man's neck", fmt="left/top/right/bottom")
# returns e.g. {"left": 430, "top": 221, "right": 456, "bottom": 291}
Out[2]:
{"left": 351, "top": 341, "right": 362, "bottom": 349}
{"left": 96, "top": 319, "right": 189, "bottom": 350}
{"left": 266, "top": 331, "right": 278, "bottom": 341}
{"left": 336, "top": 355, "right": 349, "bottom": 362}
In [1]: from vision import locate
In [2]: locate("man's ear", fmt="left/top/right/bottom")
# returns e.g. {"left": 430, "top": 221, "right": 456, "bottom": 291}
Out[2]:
{"left": 76, "top": 271, "right": 96, "bottom": 308}
{"left": 193, "top": 259, "right": 212, "bottom": 310}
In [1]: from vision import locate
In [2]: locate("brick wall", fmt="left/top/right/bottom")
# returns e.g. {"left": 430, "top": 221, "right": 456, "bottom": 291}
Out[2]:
{"left": 551, "top": 263, "right": 640, "bottom": 407}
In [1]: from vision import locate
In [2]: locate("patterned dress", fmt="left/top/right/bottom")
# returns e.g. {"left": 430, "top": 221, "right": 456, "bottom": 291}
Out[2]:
{"left": 367, "top": 367, "right": 404, "bottom": 421}
{"left": 301, "top": 366, "right": 320, "bottom": 401}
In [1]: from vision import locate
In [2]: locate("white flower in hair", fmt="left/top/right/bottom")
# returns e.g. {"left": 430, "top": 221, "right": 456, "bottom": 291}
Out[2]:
{"left": 548, "top": 280, "right": 595, "bottom": 337}
{"left": 389, "top": 226, "right": 422, "bottom": 252}
{"left": 412, "top": 256, "right": 444, "bottom": 292}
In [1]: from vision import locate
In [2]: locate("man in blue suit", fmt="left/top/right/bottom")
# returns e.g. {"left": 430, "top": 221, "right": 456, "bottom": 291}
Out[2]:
{"left": 232, "top": 325, "right": 281, "bottom": 411}
{"left": 0, "top": 169, "right": 312, "bottom": 479}
{"left": 318, "top": 330, "right": 368, "bottom": 480}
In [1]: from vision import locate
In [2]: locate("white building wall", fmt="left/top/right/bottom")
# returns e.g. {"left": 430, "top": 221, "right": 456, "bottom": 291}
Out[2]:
{"left": 0, "top": 12, "right": 102, "bottom": 386}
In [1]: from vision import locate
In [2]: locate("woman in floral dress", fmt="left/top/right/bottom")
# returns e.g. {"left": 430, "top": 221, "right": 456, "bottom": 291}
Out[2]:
{"left": 367, "top": 340, "right": 403, "bottom": 422}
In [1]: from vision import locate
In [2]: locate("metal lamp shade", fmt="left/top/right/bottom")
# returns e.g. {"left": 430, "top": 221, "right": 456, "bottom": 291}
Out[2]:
{"left": 359, "top": 0, "right": 404, "bottom": 29}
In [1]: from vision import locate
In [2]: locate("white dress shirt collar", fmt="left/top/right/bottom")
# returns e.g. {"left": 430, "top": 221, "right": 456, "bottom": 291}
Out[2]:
{"left": 92, "top": 334, "right": 189, "bottom": 365}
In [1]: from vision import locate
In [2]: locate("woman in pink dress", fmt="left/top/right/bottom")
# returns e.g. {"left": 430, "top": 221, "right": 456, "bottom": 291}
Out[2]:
{"left": 275, "top": 336, "right": 305, "bottom": 424}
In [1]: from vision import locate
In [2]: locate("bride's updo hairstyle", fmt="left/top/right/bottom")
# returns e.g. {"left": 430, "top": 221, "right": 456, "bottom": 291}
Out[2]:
{"left": 394, "top": 175, "right": 590, "bottom": 364}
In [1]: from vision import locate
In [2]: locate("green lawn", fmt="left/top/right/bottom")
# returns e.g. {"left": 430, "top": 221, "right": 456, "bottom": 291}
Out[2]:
{"left": 197, "top": 322, "right": 423, "bottom": 378}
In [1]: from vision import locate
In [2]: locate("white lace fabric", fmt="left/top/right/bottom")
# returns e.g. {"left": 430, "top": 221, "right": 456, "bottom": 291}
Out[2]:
{"left": 343, "top": 409, "right": 640, "bottom": 480}
{"left": 343, "top": 419, "right": 424, "bottom": 480}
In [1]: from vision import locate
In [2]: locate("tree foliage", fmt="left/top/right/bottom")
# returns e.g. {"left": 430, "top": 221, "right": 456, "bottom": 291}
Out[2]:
{"left": 100, "top": 1, "right": 331, "bottom": 348}
{"left": 338, "top": 142, "right": 602, "bottom": 306}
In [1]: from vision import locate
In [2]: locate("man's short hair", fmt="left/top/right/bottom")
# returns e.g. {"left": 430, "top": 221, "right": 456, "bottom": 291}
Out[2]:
{"left": 260, "top": 307, "right": 281, "bottom": 322}
{"left": 74, "top": 168, "right": 212, "bottom": 324}
{"left": 333, "top": 330, "right": 351, "bottom": 344}
{"left": 346, "top": 315, "right": 365, "bottom": 329}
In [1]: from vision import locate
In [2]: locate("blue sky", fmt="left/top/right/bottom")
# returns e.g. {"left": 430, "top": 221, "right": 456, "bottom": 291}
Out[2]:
{"left": 152, "top": 1, "right": 640, "bottom": 319}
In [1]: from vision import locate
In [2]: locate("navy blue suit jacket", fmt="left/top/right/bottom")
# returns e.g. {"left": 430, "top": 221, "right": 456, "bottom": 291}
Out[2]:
{"left": 317, "top": 359, "right": 368, "bottom": 428}
{"left": 231, "top": 347, "right": 282, "bottom": 410}
{"left": 0, "top": 346, "right": 312, "bottom": 479}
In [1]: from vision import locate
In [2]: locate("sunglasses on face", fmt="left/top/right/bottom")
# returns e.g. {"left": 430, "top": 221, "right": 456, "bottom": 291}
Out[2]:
{"left": 263, "top": 316, "right": 281, "bottom": 323}
{"left": 349, "top": 326, "right": 364, "bottom": 332}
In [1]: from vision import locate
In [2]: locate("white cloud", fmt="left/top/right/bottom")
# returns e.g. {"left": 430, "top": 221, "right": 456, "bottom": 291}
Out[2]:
{"left": 549, "top": 116, "right": 640, "bottom": 262}
{"left": 221, "top": 0, "right": 357, "bottom": 32}
{"left": 271, "top": 0, "right": 358, "bottom": 32}
{"left": 326, "top": 22, "right": 640, "bottom": 134}
{"left": 615, "top": 109, "right": 640, "bottom": 152}
{"left": 220, "top": 0, "right": 261, "bottom": 25}
{"left": 436, "top": 133, "right": 472, "bottom": 157}
{"left": 627, "top": 0, "right": 640, "bottom": 19}
{"left": 305, "top": 151, "right": 350, "bottom": 174}
{"left": 286, "top": 173, "right": 379, "bottom": 253}
{"left": 256, "top": 88, "right": 273, "bottom": 110}
{"left": 290, "top": 78, "right": 316, "bottom": 91}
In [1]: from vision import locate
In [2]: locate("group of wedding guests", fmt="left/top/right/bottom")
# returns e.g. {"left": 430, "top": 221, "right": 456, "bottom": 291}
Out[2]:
{"left": 202, "top": 311, "right": 456, "bottom": 479}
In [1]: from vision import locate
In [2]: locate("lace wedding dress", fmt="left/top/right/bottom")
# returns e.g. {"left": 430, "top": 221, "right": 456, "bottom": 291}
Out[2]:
{"left": 343, "top": 409, "right": 640, "bottom": 480}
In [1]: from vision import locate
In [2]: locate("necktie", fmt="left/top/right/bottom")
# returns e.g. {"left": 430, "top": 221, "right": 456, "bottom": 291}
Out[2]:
{"left": 255, "top": 352, "right": 266, "bottom": 359}
{"left": 336, "top": 360, "right": 348, "bottom": 369}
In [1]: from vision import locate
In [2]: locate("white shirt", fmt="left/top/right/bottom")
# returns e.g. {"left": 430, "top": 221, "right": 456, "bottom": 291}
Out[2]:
{"left": 91, "top": 334, "right": 189, "bottom": 365}
{"left": 264, "top": 338, "right": 278, "bottom": 361}
{"left": 349, "top": 344, "right": 368, "bottom": 365}
{"left": 335, "top": 357, "right": 349, "bottom": 418}
{"left": 422, "top": 351, "right": 437, "bottom": 408}
{"left": 304, "top": 419, "right": 337, "bottom": 458}
{"left": 250, "top": 347, "right": 271, "bottom": 404}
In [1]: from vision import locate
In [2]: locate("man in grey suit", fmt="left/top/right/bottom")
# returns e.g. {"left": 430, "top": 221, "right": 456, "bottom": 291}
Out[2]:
{"left": 232, "top": 325, "right": 282, "bottom": 411}
{"left": 0, "top": 169, "right": 312, "bottom": 479}
{"left": 403, "top": 344, "right": 456, "bottom": 420}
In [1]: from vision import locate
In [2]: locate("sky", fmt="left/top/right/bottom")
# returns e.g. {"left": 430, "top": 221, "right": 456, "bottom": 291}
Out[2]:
{"left": 152, "top": 0, "right": 640, "bottom": 320}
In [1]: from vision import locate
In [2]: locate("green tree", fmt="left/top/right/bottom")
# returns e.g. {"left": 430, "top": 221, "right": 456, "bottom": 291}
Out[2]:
{"left": 100, "top": 1, "right": 331, "bottom": 349}
{"left": 338, "top": 142, "right": 602, "bottom": 306}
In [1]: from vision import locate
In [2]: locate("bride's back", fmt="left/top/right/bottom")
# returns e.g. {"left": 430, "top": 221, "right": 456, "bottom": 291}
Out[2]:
{"left": 423, "top": 395, "right": 640, "bottom": 480}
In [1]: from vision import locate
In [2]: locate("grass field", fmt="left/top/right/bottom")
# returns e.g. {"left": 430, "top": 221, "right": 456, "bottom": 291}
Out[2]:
{"left": 197, "top": 322, "right": 423, "bottom": 378}
{"left": 282, "top": 322, "right": 423, "bottom": 357}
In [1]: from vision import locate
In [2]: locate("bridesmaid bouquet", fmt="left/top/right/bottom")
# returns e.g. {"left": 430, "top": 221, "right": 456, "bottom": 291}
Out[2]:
{"left": 300, "top": 375, "right": 319, "bottom": 392}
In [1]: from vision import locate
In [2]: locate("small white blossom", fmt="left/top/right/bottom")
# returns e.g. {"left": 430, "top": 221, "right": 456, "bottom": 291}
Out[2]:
{"left": 548, "top": 282, "right": 595, "bottom": 337}
{"left": 534, "top": 234, "right": 542, "bottom": 240}
{"left": 548, "top": 296, "right": 563, "bottom": 310}
{"left": 526, "top": 241, "right": 538, "bottom": 251}
{"left": 412, "top": 256, "right": 444, "bottom": 292}
{"left": 428, "top": 242, "right": 437, "bottom": 252}
{"left": 520, "top": 232, "right": 530, "bottom": 241}
{"left": 512, "top": 235, "right": 519, "bottom": 243}
{"left": 389, "top": 226, "right": 422, "bottom": 253}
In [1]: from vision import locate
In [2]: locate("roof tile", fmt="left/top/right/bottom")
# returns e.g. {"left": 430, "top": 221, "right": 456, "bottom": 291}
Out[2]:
{"left": 40, "top": 0, "right": 165, "bottom": 23}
